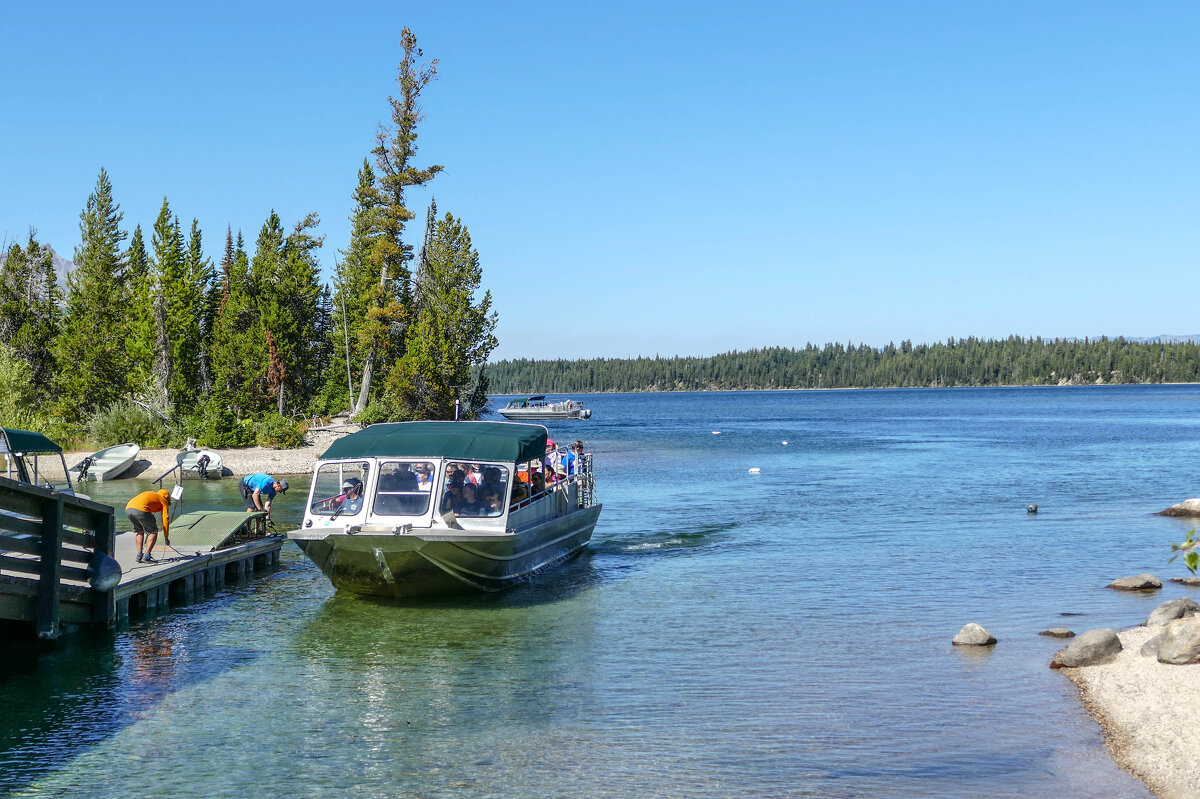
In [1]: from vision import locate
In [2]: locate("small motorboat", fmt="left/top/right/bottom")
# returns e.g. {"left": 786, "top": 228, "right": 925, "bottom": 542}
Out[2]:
{"left": 497, "top": 396, "right": 592, "bottom": 420}
{"left": 176, "top": 448, "right": 223, "bottom": 479}
{"left": 289, "top": 421, "right": 602, "bottom": 597}
{"left": 70, "top": 442, "right": 140, "bottom": 482}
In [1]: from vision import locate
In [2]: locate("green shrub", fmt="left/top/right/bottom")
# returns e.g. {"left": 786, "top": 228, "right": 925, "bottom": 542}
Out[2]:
{"left": 87, "top": 401, "right": 165, "bottom": 448}
{"left": 255, "top": 413, "right": 306, "bottom": 449}
{"left": 356, "top": 397, "right": 398, "bottom": 425}
{"left": 198, "top": 404, "right": 256, "bottom": 448}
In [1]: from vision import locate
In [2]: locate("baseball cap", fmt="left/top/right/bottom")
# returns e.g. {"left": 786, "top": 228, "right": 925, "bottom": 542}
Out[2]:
{"left": 277, "top": 479, "right": 289, "bottom": 494}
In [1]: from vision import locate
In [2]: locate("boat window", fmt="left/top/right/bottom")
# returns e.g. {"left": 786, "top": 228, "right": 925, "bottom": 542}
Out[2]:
{"left": 310, "top": 462, "right": 369, "bottom": 517}
{"left": 440, "top": 463, "right": 510, "bottom": 518}
{"left": 373, "top": 460, "right": 436, "bottom": 516}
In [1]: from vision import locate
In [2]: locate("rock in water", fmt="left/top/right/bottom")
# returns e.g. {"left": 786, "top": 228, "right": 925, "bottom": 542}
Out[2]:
{"left": 952, "top": 623, "right": 997, "bottom": 646}
{"left": 1050, "top": 628, "right": 1122, "bottom": 668}
{"left": 1106, "top": 573, "right": 1162, "bottom": 591}
{"left": 1158, "top": 498, "right": 1200, "bottom": 517}
{"left": 1039, "top": 628, "right": 1075, "bottom": 638}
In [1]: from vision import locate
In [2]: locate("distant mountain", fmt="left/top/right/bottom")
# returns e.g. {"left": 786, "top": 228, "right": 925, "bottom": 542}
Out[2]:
{"left": 1128, "top": 335, "right": 1200, "bottom": 345}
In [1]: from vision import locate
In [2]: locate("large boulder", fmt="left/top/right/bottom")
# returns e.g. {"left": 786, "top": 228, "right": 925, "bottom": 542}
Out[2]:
{"left": 1157, "top": 617, "right": 1200, "bottom": 665}
{"left": 1158, "top": 498, "right": 1200, "bottom": 517}
{"left": 1147, "top": 597, "right": 1200, "bottom": 627}
{"left": 952, "top": 623, "right": 996, "bottom": 646}
{"left": 1107, "top": 573, "right": 1162, "bottom": 591}
{"left": 1051, "top": 628, "right": 1122, "bottom": 668}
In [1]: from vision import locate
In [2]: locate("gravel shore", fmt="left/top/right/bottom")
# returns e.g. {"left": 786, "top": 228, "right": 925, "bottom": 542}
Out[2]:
{"left": 1062, "top": 625, "right": 1200, "bottom": 799}
{"left": 65, "top": 424, "right": 362, "bottom": 480}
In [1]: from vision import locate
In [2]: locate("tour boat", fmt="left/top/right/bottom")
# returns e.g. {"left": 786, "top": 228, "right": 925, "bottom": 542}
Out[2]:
{"left": 288, "top": 421, "right": 602, "bottom": 597}
{"left": 69, "top": 442, "right": 140, "bottom": 482}
{"left": 497, "top": 396, "right": 592, "bottom": 420}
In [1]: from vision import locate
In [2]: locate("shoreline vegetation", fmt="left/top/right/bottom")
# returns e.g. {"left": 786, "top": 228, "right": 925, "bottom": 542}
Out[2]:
{"left": 486, "top": 338, "right": 1200, "bottom": 394}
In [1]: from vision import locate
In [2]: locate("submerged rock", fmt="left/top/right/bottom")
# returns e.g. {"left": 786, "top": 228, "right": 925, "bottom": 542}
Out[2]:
{"left": 952, "top": 623, "right": 997, "bottom": 646}
{"left": 1050, "top": 628, "right": 1122, "bottom": 668}
{"left": 1158, "top": 498, "right": 1200, "bottom": 517}
{"left": 1107, "top": 573, "right": 1162, "bottom": 591}
{"left": 1170, "top": 576, "right": 1200, "bottom": 587}
{"left": 1039, "top": 628, "right": 1075, "bottom": 638}
{"left": 1147, "top": 597, "right": 1200, "bottom": 627}
{"left": 1157, "top": 617, "right": 1200, "bottom": 665}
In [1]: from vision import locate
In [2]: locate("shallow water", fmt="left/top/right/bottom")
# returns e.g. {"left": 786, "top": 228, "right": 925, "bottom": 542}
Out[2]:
{"left": 4, "top": 386, "right": 1197, "bottom": 797}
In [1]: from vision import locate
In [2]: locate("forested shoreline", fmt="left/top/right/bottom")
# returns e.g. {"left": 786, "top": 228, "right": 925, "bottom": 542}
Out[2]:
{"left": 486, "top": 338, "right": 1200, "bottom": 394}
{"left": 0, "top": 29, "right": 497, "bottom": 450}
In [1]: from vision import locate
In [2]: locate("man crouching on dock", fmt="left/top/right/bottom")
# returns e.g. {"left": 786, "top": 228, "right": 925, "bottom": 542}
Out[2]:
{"left": 126, "top": 489, "right": 172, "bottom": 564}
{"left": 240, "top": 473, "right": 289, "bottom": 517}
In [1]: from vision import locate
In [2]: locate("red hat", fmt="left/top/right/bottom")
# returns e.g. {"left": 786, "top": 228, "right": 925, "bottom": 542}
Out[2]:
{"left": 546, "top": 438, "right": 556, "bottom": 448}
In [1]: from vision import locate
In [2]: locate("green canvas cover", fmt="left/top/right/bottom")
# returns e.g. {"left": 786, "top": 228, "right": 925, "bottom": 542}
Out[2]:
{"left": 321, "top": 421, "right": 547, "bottom": 464}
{"left": 0, "top": 428, "right": 62, "bottom": 454}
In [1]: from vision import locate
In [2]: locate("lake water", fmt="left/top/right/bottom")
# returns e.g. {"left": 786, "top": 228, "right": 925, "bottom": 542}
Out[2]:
{"left": 4, "top": 386, "right": 1199, "bottom": 797}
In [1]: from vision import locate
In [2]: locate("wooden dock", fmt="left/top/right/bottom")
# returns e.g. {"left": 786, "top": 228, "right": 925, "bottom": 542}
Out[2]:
{"left": 0, "top": 476, "right": 285, "bottom": 638}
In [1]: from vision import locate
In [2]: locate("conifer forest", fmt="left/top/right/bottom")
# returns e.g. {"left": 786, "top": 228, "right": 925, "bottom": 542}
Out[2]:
{"left": 0, "top": 29, "right": 497, "bottom": 449}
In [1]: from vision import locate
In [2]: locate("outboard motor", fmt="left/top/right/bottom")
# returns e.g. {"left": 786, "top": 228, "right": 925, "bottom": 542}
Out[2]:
{"left": 77, "top": 456, "right": 94, "bottom": 481}
{"left": 197, "top": 453, "right": 210, "bottom": 479}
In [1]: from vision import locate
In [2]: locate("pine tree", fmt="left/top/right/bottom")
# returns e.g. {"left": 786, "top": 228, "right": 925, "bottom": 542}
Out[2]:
{"left": 0, "top": 231, "right": 61, "bottom": 396}
{"left": 124, "top": 225, "right": 154, "bottom": 395}
{"left": 352, "top": 28, "right": 443, "bottom": 416}
{"left": 55, "top": 168, "right": 130, "bottom": 418}
{"left": 386, "top": 211, "right": 497, "bottom": 420}
{"left": 185, "top": 219, "right": 216, "bottom": 396}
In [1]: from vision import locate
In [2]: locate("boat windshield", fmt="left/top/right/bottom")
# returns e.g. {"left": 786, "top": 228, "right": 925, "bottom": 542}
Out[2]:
{"left": 310, "top": 461, "right": 370, "bottom": 518}
{"left": 439, "top": 462, "right": 511, "bottom": 518}
{"left": 373, "top": 460, "right": 436, "bottom": 516}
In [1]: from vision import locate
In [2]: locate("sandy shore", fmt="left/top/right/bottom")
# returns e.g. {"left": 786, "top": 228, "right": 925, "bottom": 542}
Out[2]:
{"left": 1062, "top": 625, "right": 1200, "bottom": 799}
{"left": 64, "top": 424, "right": 362, "bottom": 480}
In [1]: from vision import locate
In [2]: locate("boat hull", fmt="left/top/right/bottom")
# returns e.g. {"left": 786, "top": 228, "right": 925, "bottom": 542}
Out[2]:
{"left": 71, "top": 443, "right": 140, "bottom": 482}
{"left": 497, "top": 409, "right": 588, "bottom": 420}
{"left": 291, "top": 504, "right": 601, "bottom": 597}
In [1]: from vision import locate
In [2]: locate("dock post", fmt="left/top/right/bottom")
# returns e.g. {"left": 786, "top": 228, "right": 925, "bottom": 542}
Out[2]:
{"left": 36, "top": 496, "right": 64, "bottom": 639}
{"left": 92, "top": 512, "right": 117, "bottom": 626}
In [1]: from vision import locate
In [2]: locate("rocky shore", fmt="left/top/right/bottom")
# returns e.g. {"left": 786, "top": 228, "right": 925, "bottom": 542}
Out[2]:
{"left": 65, "top": 424, "right": 362, "bottom": 480}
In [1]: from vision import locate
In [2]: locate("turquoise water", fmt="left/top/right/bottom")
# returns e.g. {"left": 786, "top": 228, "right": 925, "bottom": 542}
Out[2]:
{"left": 4, "top": 386, "right": 1198, "bottom": 797}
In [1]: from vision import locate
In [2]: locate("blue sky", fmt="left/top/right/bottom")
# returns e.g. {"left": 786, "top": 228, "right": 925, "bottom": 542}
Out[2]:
{"left": 3, "top": 2, "right": 1198, "bottom": 360}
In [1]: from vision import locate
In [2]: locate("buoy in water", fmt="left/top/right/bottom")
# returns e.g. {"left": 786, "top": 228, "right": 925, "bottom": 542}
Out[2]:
{"left": 748, "top": 467, "right": 761, "bottom": 473}
{"left": 1027, "top": 503, "right": 1039, "bottom": 514}
{"left": 782, "top": 441, "right": 788, "bottom": 445}
{"left": 712, "top": 431, "right": 721, "bottom": 435}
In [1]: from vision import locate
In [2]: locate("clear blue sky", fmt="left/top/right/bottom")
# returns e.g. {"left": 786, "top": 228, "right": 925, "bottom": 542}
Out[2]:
{"left": 3, "top": 2, "right": 1198, "bottom": 360}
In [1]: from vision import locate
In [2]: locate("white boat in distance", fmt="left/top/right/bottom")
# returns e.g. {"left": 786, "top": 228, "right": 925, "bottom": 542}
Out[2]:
{"left": 176, "top": 449, "right": 223, "bottom": 479}
{"left": 497, "top": 396, "right": 592, "bottom": 421}
{"left": 289, "top": 421, "right": 602, "bottom": 597}
{"left": 70, "top": 442, "right": 140, "bottom": 482}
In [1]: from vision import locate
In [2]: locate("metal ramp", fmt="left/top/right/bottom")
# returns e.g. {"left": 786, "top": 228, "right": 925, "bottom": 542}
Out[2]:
{"left": 166, "top": 510, "right": 269, "bottom": 551}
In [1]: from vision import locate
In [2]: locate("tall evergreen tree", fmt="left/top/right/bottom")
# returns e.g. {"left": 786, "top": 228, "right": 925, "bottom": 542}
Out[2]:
{"left": 185, "top": 219, "right": 216, "bottom": 396}
{"left": 55, "top": 167, "right": 130, "bottom": 418}
{"left": 386, "top": 211, "right": 497, "bottom": 420}
{"left": 124, "top": 225, "right": 155, "bottom": 395}
{"left": 208, "top": 229, "right": 260, "bottom": 420}
{"left": 0, "top": 231, "right": 61, "bottom": 395}
{"left": 352, "top": 27, "right": 443, "bottom": 416}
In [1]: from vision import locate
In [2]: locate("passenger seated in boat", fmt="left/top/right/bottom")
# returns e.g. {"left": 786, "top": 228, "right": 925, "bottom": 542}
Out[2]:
{"left": 415, "top": 464, "right": 433, "bottom": 490}
{"left": 530, "top": 469, "right": 547, "bottom": 496}
{"left": 331, "top": 478, "right": 364, "bottom": 516}
{"left": 510, "top": 484, "right": 528, "bottom": 508}
{"left": 440, "top": 469, "right": 467, "bottom": 514}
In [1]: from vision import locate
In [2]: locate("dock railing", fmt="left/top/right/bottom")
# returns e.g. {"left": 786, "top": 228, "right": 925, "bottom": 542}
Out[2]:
{"left": 0, "top": 475, "right": 118, "bottom": 639}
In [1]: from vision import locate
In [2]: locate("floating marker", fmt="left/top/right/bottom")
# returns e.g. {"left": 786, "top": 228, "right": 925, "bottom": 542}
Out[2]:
{"left": 748, "top": 467, "right": 761, "bottom": 473}
{"left": 712, "top": 431, "right": 721, "bottom": 435}
{"left": 781, "top": 441, "right": 788, "bottom": 445}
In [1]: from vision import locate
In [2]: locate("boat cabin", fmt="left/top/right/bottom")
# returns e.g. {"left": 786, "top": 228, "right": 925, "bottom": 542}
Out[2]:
{"left": 0, "top": 427, "right": 82, "bottom": 496}
{"left": 298, "top": 421, "right": 595, "bottom": 536}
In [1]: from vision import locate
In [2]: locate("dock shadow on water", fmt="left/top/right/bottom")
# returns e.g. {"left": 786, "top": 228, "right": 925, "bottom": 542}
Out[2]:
{"left": 0, "top": 612, "right": 260, "bottom": 795}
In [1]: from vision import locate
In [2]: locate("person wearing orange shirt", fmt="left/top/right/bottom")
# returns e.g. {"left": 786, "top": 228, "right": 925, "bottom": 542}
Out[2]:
{"left": 126, "top": 489, "right": 172, "bottom": 563}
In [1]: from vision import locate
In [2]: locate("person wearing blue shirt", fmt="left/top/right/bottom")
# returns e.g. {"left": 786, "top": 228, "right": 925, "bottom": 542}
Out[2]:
{"left": 240, "top": 472, "right": 289, "bottom": 515}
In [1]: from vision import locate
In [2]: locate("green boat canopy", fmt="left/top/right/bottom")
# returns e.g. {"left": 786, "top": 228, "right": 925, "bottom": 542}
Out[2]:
{"left": 320, "top": 421, "right": 548, "bottom": 465}
{"left": 0, "top": 428, "right": 62, "bottom": 454}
